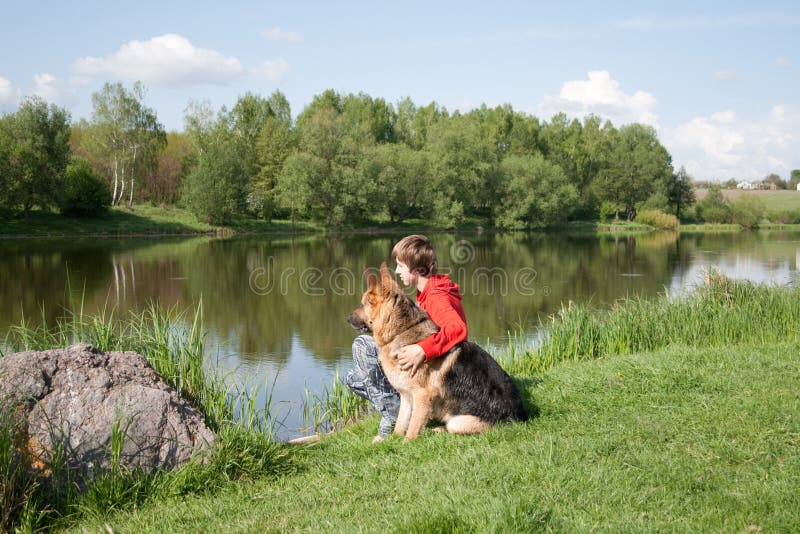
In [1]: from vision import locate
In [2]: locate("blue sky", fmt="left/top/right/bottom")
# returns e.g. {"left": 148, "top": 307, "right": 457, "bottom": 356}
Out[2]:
{"left": 1, "top": 0, "right": 798, "bottom": 181}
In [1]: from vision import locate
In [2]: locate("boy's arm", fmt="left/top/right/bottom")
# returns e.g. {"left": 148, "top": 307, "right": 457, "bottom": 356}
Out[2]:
{"left": 417, "top": 293, "right": 467, "bottom": 361}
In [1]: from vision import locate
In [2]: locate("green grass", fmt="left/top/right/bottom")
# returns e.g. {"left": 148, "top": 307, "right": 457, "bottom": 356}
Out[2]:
{"left": 557, "top": 220, "right": 655, "bottom": 235}
{"left": 694, "top": 189, "right": 800, "bottom": 212}
{"left": 65, "top": 341, "right": 800, "bottom": 532}
{"left": 0, "top": 205, "right": 326, "bottom": 237}
{"left": 0, "top": 205, "right": 216, "bottom": 236}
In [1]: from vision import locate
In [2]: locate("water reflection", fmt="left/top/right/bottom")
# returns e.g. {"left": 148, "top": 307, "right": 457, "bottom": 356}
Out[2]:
{"left": 2, "top": 229, "right": 799, "bottom": 437}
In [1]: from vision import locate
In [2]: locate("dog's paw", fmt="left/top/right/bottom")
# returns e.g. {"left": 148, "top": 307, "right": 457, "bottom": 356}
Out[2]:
{"left": 432, "top": 426, "right": 446, "bottom": 433}
{"left": 371, "top": 435, "right": 386, "bottom": 445}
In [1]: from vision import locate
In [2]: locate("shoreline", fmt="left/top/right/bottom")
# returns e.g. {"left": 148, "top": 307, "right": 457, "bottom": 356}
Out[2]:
{"left": 4, "top": 223, "right": 800, "bottom": 240}
{"left": 3, "top": 205, "right": 800, "bottom": 240}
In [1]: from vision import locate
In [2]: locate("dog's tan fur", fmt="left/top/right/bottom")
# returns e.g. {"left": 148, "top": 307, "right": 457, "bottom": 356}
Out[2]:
{"left": 349, "top": 263, "right": 525, "bottom": 441}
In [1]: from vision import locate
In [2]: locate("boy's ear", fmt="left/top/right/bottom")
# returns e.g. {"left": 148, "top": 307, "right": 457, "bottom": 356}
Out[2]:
{"left": 379, "top": 262, "right": 396, "bottom": 296}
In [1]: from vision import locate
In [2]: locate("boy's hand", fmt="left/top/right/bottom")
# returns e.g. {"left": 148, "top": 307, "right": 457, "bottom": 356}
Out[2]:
{"left": 397, "top": 344, "right": 425, "bottom": 377}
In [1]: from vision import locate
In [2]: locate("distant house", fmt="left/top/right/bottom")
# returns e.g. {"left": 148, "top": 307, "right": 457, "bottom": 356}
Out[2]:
{"left": 737, "top": 181, "right": 756, "bottom": 190}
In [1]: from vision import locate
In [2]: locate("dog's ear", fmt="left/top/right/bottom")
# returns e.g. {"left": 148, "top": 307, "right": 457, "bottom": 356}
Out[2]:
{"left": 379, "top": 262, "right": 397, "bottom": 296}
{"left": 364, "top": 266, "right": 378, "bottom": 292}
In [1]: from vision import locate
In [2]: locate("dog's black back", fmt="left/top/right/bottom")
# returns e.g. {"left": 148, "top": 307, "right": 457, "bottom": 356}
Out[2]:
{"left": 442, "top": 342, "right": 528, "bottom": 422}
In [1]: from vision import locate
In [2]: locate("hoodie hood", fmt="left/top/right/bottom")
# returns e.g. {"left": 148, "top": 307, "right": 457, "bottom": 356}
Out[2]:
{"left": 417, "top": 274, "right": 462, "bottom": 305}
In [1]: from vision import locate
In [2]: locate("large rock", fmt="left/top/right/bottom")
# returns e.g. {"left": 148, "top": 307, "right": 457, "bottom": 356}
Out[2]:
{"left": 0, "top": 343, "right": 214, "bottom": 476}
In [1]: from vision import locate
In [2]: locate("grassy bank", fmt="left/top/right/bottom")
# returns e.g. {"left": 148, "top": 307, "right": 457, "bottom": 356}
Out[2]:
{"left": 4, "top": 277, "right": 800, "bottom": 531}
{"left": 0, "top": 205, "right": 321, "bottom": 237}
{"left": 67, "top": 341, "right": 800, "bottom": 532}
{"left": 5, "top": 205, "right": 800, "bottom": 238}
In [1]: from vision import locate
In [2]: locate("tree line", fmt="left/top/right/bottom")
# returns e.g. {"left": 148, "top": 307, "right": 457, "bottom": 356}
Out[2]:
{"left": 1, "top": 81, "right": 714, "bottom": 227}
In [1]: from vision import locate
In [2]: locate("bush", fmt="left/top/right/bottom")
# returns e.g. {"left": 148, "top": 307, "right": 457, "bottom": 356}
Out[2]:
{"left": 60, "top": 158, "right": 111, "bottom": 217}
{"left": 769, "top": 209, "right": 800, "bottom": 224}
{"left": 730, "top": 195, "right": 765, "bottom": 229}
{"left": 598, "top": 201, "right": 619, "bottom": 222}
{"left": 638, "top": 192, "right": 670, "bottom": 212}
{"left": 635, "top": 209, "right": 679, "bottom": 229}
{"left": 695, "top": 185, "right": 731, "bottom": 223}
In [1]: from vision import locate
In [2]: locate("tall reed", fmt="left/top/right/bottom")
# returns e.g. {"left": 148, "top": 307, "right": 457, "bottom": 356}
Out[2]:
{"left": 302, "top": 370, "right": 369, "bottom": 434}
{"left": 519, "top": 271, "right": 800, "bottom": 375}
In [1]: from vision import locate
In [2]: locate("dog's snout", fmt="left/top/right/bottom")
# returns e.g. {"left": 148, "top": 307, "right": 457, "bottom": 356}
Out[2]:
{"left": 347, "top": 308, "right": 372, "bottom": 334}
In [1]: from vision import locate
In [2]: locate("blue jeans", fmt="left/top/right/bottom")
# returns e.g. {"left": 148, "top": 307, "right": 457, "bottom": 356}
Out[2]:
{"left": 345, "top": 335, "right": 400, "bottom": 437}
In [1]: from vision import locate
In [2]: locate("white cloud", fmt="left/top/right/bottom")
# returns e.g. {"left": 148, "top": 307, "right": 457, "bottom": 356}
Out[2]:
{"left": 28, "top": 73, "right": 81, "bottom": 108}
{"left": 773, "top": 57, "right": 790, "bottom": 68}
{"left": 710, "top": 110, "right": 736, "bottom": 124}
{"left": 713, "top": 69, "right": 738, "bottom": 81}
{"left": 72, "top": 33, "right": 289, "bottom": 86}
{"left": 250, "top": 59, "right": 290, "bottom": 81}
{"left": 0, "top": 77, "right": 15, "bottom": 108}
{"left": 34, "top": 73, "right": 59, "bottom": 102}
{"left": 664, "top": 105, "right": 799, "bottom": 181}
{"left": 539, "top": 70, "right": 659, "bottom": 127}
{"left": 615, "top": 13, "right": 800, "bottom": 31}
{"left": 262, "top": 26, "right": 303, "bottom": 43}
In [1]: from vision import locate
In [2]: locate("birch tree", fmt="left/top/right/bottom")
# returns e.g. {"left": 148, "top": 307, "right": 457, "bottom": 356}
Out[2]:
{"left": 88, "top": 82, "right": 165, "bottom": 207}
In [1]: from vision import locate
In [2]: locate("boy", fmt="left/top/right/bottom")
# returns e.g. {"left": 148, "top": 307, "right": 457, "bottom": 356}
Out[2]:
{"left": 345, "top": 234, "right": 468, "bottom": 442}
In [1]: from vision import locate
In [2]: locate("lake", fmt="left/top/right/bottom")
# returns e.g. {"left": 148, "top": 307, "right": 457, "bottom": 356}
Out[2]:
{"left": 2, "top": 230, "right": 799, "bottom": 439}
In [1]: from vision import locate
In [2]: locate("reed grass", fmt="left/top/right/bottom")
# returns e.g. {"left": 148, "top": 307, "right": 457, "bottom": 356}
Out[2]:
{"left": 302, "top": 370, "right": 369, "bottom": 434}
{"left": 515, "top": 269, "right": 800, "bottom": 376}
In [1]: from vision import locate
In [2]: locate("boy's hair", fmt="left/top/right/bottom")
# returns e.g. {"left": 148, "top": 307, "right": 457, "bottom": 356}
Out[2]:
{"left": 392, "top": 234, "right": 438, "bottom": 277}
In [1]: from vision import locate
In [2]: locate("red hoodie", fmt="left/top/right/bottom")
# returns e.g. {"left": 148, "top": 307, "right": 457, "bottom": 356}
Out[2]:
{"left": 416, "top": 274, "right": 468, "bottom": 361}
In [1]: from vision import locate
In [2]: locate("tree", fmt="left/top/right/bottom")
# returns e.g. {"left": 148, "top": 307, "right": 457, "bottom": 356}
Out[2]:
{"left": 87, "top": 82, "right": 166, "bottom": 207}
{"left": 665, "top": 166, "right": 696, "bottom": 219}
{"left": 0, "top": 97, "right": 70, "bottom": 219}
{"left": 594, "top": 124, "right": 673, "bottom": 221}
{"left": 426, "top": 113, "right": 498, "bottom": 217}
{"left": 182, "top": 135, "right": 246, "bottom": 225}
{"left": 341, "top": 93, "right": 395, "bottom": 144}
{"left": 360, "top": 143, "right": 433, "bottom": 223}
{"left": 402, "top": 100, "right": 447, "bottom": 150}
{"left": 763, "top": 173, "right": 786, "bottom": 189}
{"left": 573, "top": 115, "right": 614, "bottom": 218}
{"left": 0, "top": 115, "right": 15, "bottom": 217}
{"left": 496, "top": 154, "right": 578, "bottom": 229}
{"left": 143, "top": 131, "right": 191, "bottom": 205}
{"left": 230, "top": 92, "right": 275, "bottom": 182}
{"left": 60, "top": 157, "right": 111, "bottom": 217}
{"left": 789, "top": 169, "right": 800, "bottom": 190}
{"left": 182, "top": 103, "right": 247, "bottom": 224}
{"left": 276, "top": 98, "right": 370, "bottom": 226}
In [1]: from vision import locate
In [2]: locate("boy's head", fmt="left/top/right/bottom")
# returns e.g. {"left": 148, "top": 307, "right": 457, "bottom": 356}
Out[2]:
{"left": 391, "top": 234, "right": 438, "bottom": 277}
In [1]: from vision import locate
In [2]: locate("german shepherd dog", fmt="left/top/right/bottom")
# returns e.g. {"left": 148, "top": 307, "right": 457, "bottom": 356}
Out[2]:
{"left": 348, "top": 263, "right": 528, "bottom": 441}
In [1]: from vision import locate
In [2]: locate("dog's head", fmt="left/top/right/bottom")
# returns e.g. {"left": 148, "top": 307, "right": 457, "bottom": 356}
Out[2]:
{"left": 348, "top": 262, "right": 417, "bottom": 345}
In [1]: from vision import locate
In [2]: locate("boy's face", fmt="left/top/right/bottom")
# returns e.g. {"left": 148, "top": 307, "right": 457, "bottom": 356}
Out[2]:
{"left": 395, "top": 260, "right": 418, "bottom": 287}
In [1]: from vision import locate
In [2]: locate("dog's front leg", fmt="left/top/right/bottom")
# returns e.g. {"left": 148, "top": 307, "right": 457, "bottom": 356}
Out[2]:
{"left": 394, "top": 394, "right": 412, "bottom": 436}
{"left": 403, "top": 393, "right": 432, "bottom": 441}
